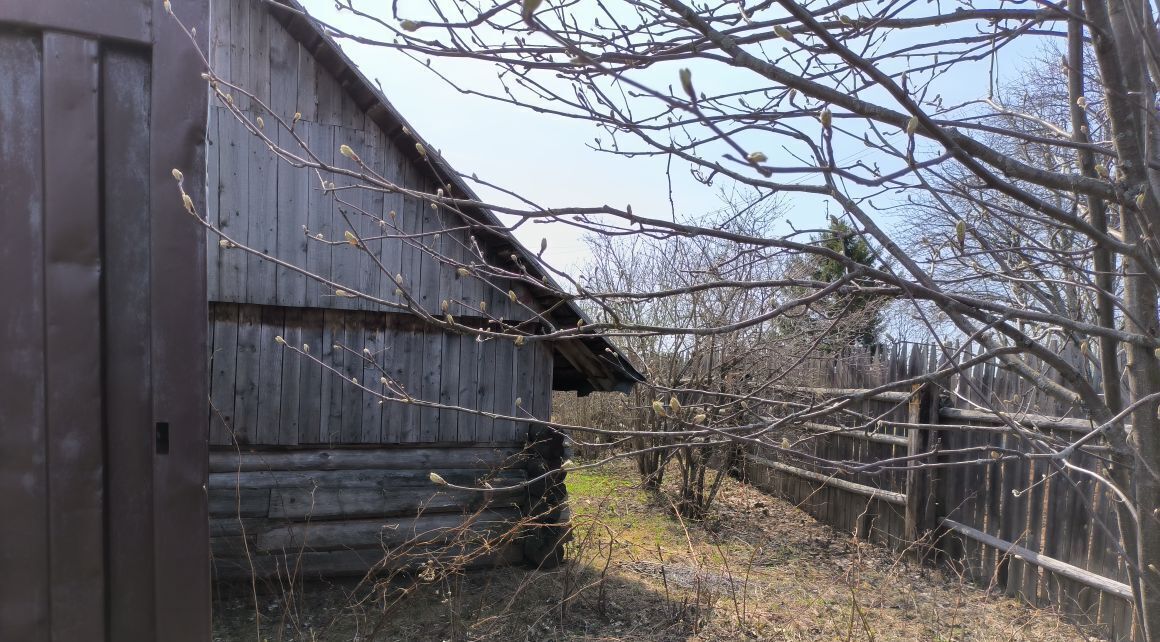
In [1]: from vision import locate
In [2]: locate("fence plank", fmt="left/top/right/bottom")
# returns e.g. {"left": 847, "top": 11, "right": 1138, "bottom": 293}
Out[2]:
{"left": 941, "top": 518, "right": 1131, "bottom": 601}
{"left": 748, "top": 456, "right": 906, "bottom": 505}
{"left": 757, "top": 343, "right": 1132, "bottom": 634}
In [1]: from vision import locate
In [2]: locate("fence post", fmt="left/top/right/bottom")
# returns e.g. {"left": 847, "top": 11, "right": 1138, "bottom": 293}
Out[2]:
{"left": 905, "top": 382, "right": 939, "bottom": 558}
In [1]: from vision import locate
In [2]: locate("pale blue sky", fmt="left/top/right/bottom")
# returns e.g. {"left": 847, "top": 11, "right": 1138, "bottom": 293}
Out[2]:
{"left": 304, "top": 1, "right": 1049, "bottom": 272}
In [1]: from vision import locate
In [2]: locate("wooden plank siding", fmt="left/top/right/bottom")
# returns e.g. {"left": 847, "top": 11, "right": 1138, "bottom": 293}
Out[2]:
{"left": 199, "top": 0, "right": 639, "bottom": 583}
{"left": 205, "top": 0, "right": 536, "bottom": 324}
{"left": 207, "top": 303, "right": 549, "bottom": 448}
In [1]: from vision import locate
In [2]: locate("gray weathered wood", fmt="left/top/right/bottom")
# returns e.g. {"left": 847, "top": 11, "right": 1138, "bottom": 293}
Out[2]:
{"left": 294, "top": 41, "right": 317, "bottom": 123}
{"left": 245, "top": 119, "right": 277, "bottom": 305}
{"left": 457, "top": 332, "right": 479, "bottom": 441}
{"left": 774, "top": 385, "right": 914, "bottom": 403}
{"left": 266, "top": 9, "right": 297, "bottom": 122}
{"left": 793, "top": 421, "right": 908, "bottom": 447}
{"left": 208, "top": 468, "right": 525, "bottom": 491}
{"left": 531, "top": 341, "right": 553, "bottom": 429}
{"left": 296, "top": 309, "right": 324, "bottom": 443}
{"left": 492, "top": 337, "right": 517, "bottom": 441}
{"left": 397, "top": 162, "right": 422, "bottom": 313}
{"left": 273, "top": 120, "right": 309, "bottom": 307}
{"left": 227, "top": 0, "right": 251, "bottom": 111}
{"left": 474, "top": 335, "right": 497, "bottom": 442}
{"left": 402, "top": 323, "right": 426, "bottom": 441}
{"left": 338, "top": 310, "right": 363, "bottom": 442}
{"left": 213, "top": 111, "right": 248, "bottom": 302}
{"left": 207, "top": 488, "right": 270, "bottom": 519}
{"left": 256, "top": 509, "right": 520, "bottom": 551}
{"left": 748, "top": 456, "right": 907, "bottom": 505}
{"left": 255, "top": 305, "right": 284, "bottom": 444}
{"left": 438, "top": 330, "right": 462, "bottom": 442}
{"left": 304, "top": 121, "right": 334, "bottom": 305}
{"left": 360, "top": 316, "right": 383, "bottom": 443}
{"left": 247, "top": 0, "right": 271, "bottom": 111}
{"left": 313, "top": 45, "right": 343, "bottom": 125}
{"left": 379, "top": 314, "right": 403, "bottom": 443}
{"left": 904, "top": 383, "right": 935, "bottom": 545}
{"left": 209, "top": 447, "right": 523, "bottom": 473}
{"left": 205, "top": 107, "right": 221, "bottom": 304}
{"left": 209, "top": 0, "right": 231, "bottom": 83}
{"left": 277, "top": 308, "right": 303, "bottom": 446}
{"left": 937, "top": 406, "right": 1096, "bottom": 433}
{"left": 320, "top": 308, "right": 345, "bottom": 443}
{"left": 231, "top": 304, "right": 261, "bottom": 444}
{"left": 420, "top": 328, "right": 443, "bottom": 442}
{"left": 376, "top": 130, "right": 404, "bottom": 305}
{"left": 330, "top": 125, "right": 362, "bottom": 312}
{"left": 941, "top": 518, "right": 1132, "bottom": 601}
{"left": 267, "top": 486, "right": 521, "bottom": 520}
{"left": 209, "top": 303, "right": 240, "bottom": 445}
{"left": 355, "top": 130, "right": 381, "bottom": 310}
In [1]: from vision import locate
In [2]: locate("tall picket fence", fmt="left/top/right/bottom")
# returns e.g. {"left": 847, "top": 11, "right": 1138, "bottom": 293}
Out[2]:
{"left": 744, "top": 342, "right": 1136, "bottom": 640}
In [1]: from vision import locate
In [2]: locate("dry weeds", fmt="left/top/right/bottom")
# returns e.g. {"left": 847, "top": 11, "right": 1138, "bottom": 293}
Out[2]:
{"left": 213, "top": 460, "right": 1096, "bottom": 641}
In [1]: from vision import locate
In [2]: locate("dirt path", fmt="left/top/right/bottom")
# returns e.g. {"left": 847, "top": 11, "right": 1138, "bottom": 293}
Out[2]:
{"left": 214, "top": 461, "right": 1095, "bottom": 641}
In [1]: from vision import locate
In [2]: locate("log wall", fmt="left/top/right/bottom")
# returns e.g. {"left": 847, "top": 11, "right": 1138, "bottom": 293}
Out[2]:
{"left": 208, "top": 447, "right": 528, "bottom": 579}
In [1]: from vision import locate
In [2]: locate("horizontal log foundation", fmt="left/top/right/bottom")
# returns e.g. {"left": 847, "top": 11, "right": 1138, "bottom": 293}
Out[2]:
{"left": 209, "top": 447, "right": 533, "bottom": 579}
{"left": 209, "top": 446, "right": 524, "bottom": 473}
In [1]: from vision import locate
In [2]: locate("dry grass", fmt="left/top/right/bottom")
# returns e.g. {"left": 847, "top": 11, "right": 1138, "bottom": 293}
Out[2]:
{"left": 214, "top": 460, "right": 1094, "bottom": 641}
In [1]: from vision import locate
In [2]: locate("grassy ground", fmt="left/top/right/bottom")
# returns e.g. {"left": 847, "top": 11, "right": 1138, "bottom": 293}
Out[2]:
{"left": 214, "top": 460, "right": 1094, "bottom": 641}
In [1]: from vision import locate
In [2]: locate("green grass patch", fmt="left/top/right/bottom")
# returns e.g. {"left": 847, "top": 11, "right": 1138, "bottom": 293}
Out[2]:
{"left": 566, "top": 465, "right": 691, "bottom": 549}
{"left": 565, "top": 465, "right": 642, "bottom": 500}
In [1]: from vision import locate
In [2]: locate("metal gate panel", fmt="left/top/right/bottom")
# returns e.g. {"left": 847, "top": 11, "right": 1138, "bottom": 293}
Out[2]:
{"left": 0, "top": 1, "right": 209, "bottom": 640}
{"left": 42, "top": 31, "right": 107, "bottom": 640}
{"left": 0, "top": 29, "right": 50, "bottom": 642}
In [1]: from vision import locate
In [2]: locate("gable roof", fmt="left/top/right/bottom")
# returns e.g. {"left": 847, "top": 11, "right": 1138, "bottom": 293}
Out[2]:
{"left": 263, "top": 0, "right": 643, "bottom": 395}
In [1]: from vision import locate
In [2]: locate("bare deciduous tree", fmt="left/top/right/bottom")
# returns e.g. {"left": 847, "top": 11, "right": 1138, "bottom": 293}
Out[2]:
{"left": 172, "top": 0, "right": 1160, "bottom": 634}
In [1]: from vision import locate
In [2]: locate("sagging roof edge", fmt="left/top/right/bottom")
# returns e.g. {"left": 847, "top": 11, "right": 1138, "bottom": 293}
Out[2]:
{"left": 263, "top": 0, "right": 645, "bottom": 394}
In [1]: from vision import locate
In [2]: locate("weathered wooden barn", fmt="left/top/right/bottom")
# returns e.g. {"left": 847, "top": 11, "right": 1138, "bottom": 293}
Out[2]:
{"left": 205, "top": 0, "right": 641, "bottom": 579}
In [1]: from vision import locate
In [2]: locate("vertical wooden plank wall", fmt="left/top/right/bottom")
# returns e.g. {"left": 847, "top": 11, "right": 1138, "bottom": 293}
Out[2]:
{"left": 207, "top": 305, "right": 552, "bottom": 447}
{"left": 203, "top": 0, "right": 565, "bottom": 451}
{"left": 205, "top": 0, "right": 535, "bottom": 322}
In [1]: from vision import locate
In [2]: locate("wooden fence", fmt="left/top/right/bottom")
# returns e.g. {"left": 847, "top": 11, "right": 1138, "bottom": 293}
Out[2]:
{"left": 743, "top": 343, "right": 1136, "bottom": 640}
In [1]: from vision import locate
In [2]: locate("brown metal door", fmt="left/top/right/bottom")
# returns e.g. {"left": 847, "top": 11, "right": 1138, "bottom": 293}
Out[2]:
{"left": 0, "top": 1, "right": 210, "bottom": 640}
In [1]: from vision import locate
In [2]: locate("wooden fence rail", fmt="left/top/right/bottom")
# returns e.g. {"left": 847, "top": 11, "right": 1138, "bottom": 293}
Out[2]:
{"left": 744, "top": 343, "right": 1136, "bottom": 641}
